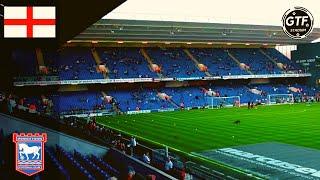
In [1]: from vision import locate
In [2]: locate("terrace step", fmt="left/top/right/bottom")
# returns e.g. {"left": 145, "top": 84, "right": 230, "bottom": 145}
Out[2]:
{"left": 227, "top": 51, "right": 254, "bottom": 75}
{"left": 183, "top": 49, "right": 212, "bottom": 77}
{"left": 140, "top": 48, "right": 164, "bottom": 78}
{"left": 91, "top": 48, "right": 108, "bottom": 79}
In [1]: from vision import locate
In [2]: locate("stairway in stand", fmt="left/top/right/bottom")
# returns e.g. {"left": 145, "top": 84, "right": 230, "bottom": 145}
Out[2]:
{"left": 227, "top": 50, "right": 254, "bottom": 75}
{"left": 91, "top": 48, "right": 109, "bottom": 79}
{"left": 140, "top": 48, "right": 164, "bottom": 78}
{"left": 259, "top": 49, "right": 283, "bottom": 71}
{"left": 101, "top": 91, "right": 121, "bottom": 114}
{"left": 35, "top": 48, "right": 47, "bottom": 74}
{"left": 183, "top": 49, "right": 212, "bottom": 77}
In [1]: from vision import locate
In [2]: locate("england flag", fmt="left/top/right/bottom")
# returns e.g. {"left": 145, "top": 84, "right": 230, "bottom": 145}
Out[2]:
{"left": 4, "top": 6, "right": 56, "bottom": 38}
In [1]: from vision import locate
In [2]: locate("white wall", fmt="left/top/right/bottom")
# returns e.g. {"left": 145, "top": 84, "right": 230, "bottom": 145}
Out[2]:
{"left": 275, "top": 45, "right": 297, "bottom": 59}
{"left": 104, "top": 0, "right": 320, "bottom": 28}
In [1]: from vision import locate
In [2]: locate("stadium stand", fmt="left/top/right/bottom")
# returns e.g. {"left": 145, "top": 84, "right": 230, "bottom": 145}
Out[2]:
{"left": 18, "top": 82, "right": 316, "bottom": 115}
{"left": 0, "top": 116, "right": 177, "bottom": 180}
{"left": 229, "top": 48, "right": 282, "bottom": 74}
{"left": 44, "top": 48, "right": 104, "bottom": 80}
{"left": 50, "top": 91, "right": 112, "bottom": 115}
{"left": 146, "top": 48, "right": 206, "bottom": 78}
{"left": 263, "top": 48, "right": 302, "bottom": 72}
{"left": 98, "top": 48, "right": 157, "bottom": 79}
{"left": 107, "top": 89, "right": 175, "bottom": 112}
{"left": 6, "top": 45, "right": 319, "bottom": 179}
{"left": 13, "top": 48, "right": 304, "bottom": 80}
{"left": 12, "top": 50, "right": 38, "bottom": 76}
{"left": 189, "top": 48, "right": 249, "bottom": 76}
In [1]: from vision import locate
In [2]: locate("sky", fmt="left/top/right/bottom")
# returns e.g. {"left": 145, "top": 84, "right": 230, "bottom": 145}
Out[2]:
{"left": 103, "top": 0, "right": 320, "bottom": 28}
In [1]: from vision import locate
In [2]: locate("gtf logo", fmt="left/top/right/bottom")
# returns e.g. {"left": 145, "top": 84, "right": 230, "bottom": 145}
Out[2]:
{"left": 282, "top": 7, "right": 314, "bottom": 39}
{"left": 12, "top": 133, "right": 47, "bottom": 176}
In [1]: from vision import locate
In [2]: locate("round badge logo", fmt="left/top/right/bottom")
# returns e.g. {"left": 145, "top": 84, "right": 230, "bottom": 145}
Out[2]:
{"left": 282, "top": 7, "right": 314, "bottom": 39}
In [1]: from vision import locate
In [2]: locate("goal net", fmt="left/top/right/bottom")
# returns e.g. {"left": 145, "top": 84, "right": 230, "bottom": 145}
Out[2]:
{"left": 267, "top": 94, "right": 294, "bottom": 105}
{"left": 205, "top": 96, "right": 241, "bottom": 109}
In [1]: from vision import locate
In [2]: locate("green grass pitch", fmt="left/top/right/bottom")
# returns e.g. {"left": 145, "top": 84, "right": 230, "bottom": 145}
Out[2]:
{"left": 97, "top": 103, "right": 320, "bottom": 153}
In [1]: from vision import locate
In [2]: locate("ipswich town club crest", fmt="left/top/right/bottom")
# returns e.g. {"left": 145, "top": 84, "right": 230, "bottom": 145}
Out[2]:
{"left": 12, "top": 133, "right": 47, "bottom": 176}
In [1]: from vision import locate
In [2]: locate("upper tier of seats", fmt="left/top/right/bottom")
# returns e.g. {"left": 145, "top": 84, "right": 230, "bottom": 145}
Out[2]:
{"left": 99, "top": 48, "right": 157, "bottom": 79}
{"left": 44, "top": 48, "right": 104, "bottom": 80}
{"left": 190, "top": 48, "right": 249, "bottom": 76}
{"left": 12, "top": 50, "right": 38, "bottom": 76}
{"left": 146, "top": 48, "right": 207, "bottom": 78}
{"left": 264, "top": 48, "right": 301, "bottom": 72}
{"left": 229, "top": 48, "right": 282, "bottom": 74}
{"left": 13, "top": 48, "right": 302, "bottom": 80}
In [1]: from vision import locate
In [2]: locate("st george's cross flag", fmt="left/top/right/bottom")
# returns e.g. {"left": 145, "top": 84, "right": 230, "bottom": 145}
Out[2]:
{"left": 4, "top": 6, "right": 56, "bottom": 38}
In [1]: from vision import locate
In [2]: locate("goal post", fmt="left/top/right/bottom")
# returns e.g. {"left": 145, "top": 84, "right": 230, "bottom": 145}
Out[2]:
{"left": 267, "top": 94, "right": 294, "bottom": 105}
{"left": 205, "top": 96, "right": 241, "bottom": 109}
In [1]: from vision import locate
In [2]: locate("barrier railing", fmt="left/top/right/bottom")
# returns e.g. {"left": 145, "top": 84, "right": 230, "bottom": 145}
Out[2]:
{"left": 13, "top": 73, "right": 312, "bottom": 86}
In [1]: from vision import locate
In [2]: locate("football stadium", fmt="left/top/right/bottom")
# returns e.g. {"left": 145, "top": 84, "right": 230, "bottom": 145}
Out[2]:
{"left": 1, "top": 0, "right": 320, "bottom": 179}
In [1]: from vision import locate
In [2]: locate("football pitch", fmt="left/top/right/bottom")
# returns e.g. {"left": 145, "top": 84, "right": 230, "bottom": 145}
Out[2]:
{"left": 97, "top": 103, "right": 320, "bottom": 153}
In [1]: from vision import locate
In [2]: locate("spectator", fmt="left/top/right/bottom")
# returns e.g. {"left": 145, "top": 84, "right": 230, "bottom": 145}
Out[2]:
{"left": 7, "top": 97, "right": 16, "bottom": 114}
{"left": 129, "top": 136, "right": 137, "bottom": 156}
{"left": 142, "top": 152, "right": 150, "bottom": 164}
{"left": 29, "top": 103, "right": 37, "bottom": 113}
{"left": 164, "top": 157, "right": 173, "bottom": 172}
{"left": 179, "top": 168, "right": 186, "bottom": 180}
{"left": 127, "top": 166, "right": 136, "bottom": 180}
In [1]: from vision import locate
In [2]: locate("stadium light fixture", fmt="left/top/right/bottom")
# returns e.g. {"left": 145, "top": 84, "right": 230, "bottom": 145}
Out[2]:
{"left": 117, "top": 41, "right": 124, "bottom": 44}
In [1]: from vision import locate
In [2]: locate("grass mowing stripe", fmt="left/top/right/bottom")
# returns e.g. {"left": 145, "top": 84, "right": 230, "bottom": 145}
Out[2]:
{"left": 98, "top": 103, "right": 320, "bottom": 151}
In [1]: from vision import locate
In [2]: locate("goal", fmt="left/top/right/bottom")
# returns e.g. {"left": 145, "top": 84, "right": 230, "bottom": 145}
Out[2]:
{"left": 267, "top": 94, "right": 294, "bottom": 105}
{"left": 206, "top": 96, "right": 241, "bottom": 109}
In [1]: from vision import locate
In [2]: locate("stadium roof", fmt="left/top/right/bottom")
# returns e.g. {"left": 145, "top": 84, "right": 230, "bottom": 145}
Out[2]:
{"left": 71, "top": 0, "right": 320, "bottom": 45}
